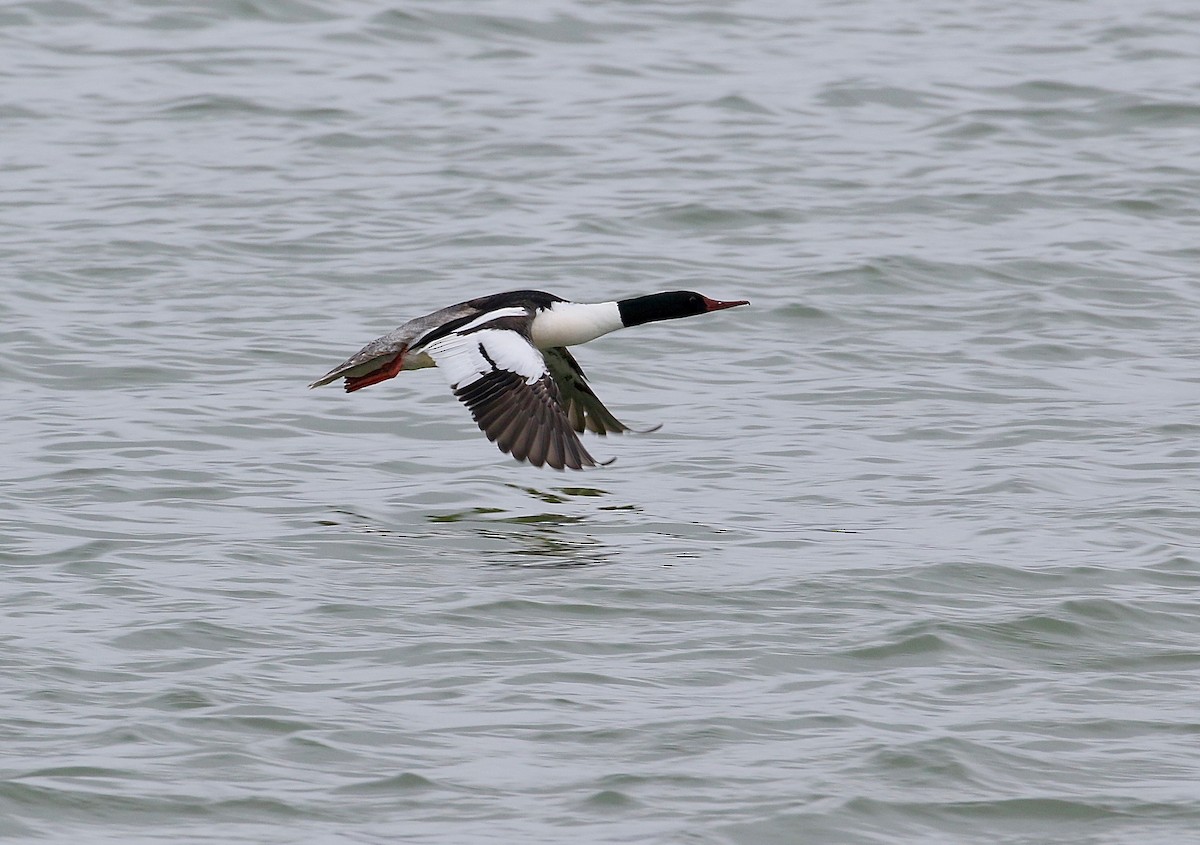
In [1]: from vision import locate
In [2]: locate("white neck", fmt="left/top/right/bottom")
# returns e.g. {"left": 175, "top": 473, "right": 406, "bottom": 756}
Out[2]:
{"left": 529, "top": 301, "right": 623, "bottom": 349}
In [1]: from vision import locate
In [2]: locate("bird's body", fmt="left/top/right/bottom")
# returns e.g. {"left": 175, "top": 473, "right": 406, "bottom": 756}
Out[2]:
{"left": 309, "top": 289, "right": 748, "bottom": 469}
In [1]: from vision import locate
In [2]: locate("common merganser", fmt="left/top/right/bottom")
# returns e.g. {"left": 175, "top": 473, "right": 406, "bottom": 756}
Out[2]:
{"left": 309, "top": 290, "right": 749, "bottom": 469}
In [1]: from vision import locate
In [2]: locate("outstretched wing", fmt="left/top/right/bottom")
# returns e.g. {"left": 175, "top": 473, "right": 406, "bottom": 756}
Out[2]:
{"left": 423, "top": 324, "right": 609, "bottom": 470}
{"left": 543, "top": 347, "right": 660, "bottom": 436}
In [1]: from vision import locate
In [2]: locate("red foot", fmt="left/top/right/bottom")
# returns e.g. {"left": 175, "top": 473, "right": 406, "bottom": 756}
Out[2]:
{"left": 345, "top": 350, "right": 405, "bottom": 392}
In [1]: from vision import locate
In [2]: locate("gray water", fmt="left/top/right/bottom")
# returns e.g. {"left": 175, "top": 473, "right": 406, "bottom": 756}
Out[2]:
{"left": 3, "top": 1, "right": 1200, "bottom": 842}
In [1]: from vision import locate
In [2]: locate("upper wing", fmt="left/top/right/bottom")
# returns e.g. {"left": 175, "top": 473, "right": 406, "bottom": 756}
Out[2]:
{"left": 543, "top": 347, "right": 661, "bottom": 436}
{"left": 423, "top": 327, "right": 609, "bottom": 470}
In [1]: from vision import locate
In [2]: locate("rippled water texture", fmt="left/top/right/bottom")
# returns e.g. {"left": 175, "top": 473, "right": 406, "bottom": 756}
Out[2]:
{"left": 3, "top": 1, "right": 1199, "bottom": 842}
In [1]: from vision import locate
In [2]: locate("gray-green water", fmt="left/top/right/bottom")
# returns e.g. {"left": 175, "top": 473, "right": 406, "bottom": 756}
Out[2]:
{"left": 4, "top": 1, "right": 1200, "bottom": 843}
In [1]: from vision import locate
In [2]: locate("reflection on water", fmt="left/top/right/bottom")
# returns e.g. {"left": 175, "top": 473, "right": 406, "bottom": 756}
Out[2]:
{"left": 428, "top": 484, "right": 624, "bottom": 567}
{"left": 477, "top": 525, "right": 610, "bottom": 568}
{"left": 317, "top": 487, "right": 626, "bottom": 567}
{"left": 501, "top": 483, "right": 609, "bottom": 504}
{"left": 426, "top": 507, "right": 509, "bottom": 523}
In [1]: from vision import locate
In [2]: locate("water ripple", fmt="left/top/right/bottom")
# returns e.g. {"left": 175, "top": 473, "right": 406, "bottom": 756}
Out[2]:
{"left": 3, "top": 0, "right": 1200, "bottom": 842}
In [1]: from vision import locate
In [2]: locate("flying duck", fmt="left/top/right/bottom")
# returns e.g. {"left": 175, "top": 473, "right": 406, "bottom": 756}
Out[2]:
{"left": 309, "top": 290, "right": 749, "bottom": 469}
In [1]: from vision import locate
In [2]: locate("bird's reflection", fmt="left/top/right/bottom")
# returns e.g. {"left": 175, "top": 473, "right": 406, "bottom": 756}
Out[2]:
{"left": 427, "top": 483, "right": 626, "bottom": 568}
{"left": 319, "top": 484, "right": 636, "bottom": 568}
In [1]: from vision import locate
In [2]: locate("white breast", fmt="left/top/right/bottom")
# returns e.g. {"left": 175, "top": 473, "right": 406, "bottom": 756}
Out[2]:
{"left": 529, "top": 301, "right": 623, "bottom": 349}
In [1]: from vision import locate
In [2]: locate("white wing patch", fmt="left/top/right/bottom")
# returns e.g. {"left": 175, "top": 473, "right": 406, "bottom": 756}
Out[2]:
{"left": 453, "top": 306, "right": 529, "bottom": 336}
{"left": 424, "top": 328, "right": 548, "bottom": 388}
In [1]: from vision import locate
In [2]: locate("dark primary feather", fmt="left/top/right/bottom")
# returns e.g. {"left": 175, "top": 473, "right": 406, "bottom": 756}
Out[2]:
{"left": 453, "top": 368, "right": 606, "bottom": 470}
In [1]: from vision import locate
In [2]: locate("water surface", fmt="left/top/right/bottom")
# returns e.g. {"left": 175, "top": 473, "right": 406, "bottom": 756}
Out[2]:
{"left": 3, "top": 1, "right": 1199, "bottom": 843}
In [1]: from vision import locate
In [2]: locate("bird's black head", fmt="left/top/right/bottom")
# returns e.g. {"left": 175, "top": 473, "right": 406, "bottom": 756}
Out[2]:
{"left": 617, "top": 291, "right": 750, "bottom": 327}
